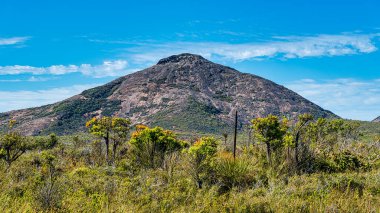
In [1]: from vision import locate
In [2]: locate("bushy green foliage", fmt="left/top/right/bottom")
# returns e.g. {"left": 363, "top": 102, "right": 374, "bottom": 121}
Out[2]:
{"left": 188, "top": 136, "right": 218, "bottom": 158}
{"left": 333, "top": 151, "right": 363, "bottom": 171}
{"left": 35, "top": 133, "right": 59, "bottom": 150}
{"left": 129, "top": 125, "right": 188, "bottom": 169}
{"left": 251, "top": 115, "right": 288, "bottom": 165}
{"left": 0, "top": 120, "right": 34, "bottom": 168}
{"left": 86, "top": 116, "right": 131, "bottom": 164}
{"left": 313, "top": 151, "right": 366, "bottom": 173}
{"left": 187, "top": 136, "right": 219, "bottom": 188}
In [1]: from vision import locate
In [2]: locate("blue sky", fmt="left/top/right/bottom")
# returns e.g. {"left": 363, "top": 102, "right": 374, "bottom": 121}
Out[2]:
{"left": 1, "top": 0, "right": 380, "bottom": 120}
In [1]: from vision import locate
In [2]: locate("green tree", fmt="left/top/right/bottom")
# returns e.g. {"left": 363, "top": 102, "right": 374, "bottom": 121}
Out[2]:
{"left": 251, "top": 115, "right": 288, "bottom": 165}
{"left": 111, "top": 118, "right": 131, "bottom": 162}
{"left": 86, "top": 116, "right": 131, "bottom": 165}
{"left": 0, "top": 120, "right": 32, "bottom": 169}
{"left": 86, "top": 117, "right": 112, "bottom": 164}
{"left": 129, "top": 125, "right": 187, "bottom": 169}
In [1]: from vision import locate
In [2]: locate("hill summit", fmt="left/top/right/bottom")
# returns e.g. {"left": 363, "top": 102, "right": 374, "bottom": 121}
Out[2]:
{"left": 0, "top": 53, "right": 336, "bottom": 135}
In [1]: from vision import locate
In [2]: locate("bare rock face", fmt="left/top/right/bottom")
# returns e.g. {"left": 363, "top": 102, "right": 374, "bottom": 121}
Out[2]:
{"left": 373, "top": 116, "right": 380, "bottom": 122}
{"left": 0, "top": 53, "right": 336, "bottom": 135}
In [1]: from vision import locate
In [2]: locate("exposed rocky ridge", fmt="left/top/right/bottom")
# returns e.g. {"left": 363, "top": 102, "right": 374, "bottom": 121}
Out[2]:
{"left": 0, "top": 53, "right": 336, "bottom": 135}
{"left": 373, "top": 116, "right": 380, "bottom": 122}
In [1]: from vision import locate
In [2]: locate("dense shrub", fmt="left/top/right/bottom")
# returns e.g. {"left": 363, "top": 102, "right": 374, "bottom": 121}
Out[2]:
{"left": 333, "top": 150, "right": 364, "bottom": 172}
{"left": 35, "top": 134, "right": 59, "bottom": 150}
{"left": 187, "top": 136, "right": 219, "bottom": 188}
{"left": 315, "top": 151, "right": 366, "bottom": 173}
{"left": 129, "top": 126, "right": 188, "bottom": 169}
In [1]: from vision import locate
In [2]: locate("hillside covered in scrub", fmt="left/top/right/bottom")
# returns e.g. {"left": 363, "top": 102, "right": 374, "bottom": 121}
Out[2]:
{"left": 0, "top": 54, "right": 336, "bottom": 136}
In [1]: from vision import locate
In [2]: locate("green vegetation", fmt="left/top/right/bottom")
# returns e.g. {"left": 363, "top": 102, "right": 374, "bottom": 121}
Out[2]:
{"left": 129, "top": 125, "right": 188, "bottom": 169}
{"left": 86, "top": 117, "right": 131, "bottom": 164}
{"left": 25, "top": 80, "right": 126, "bottom": 135}
{"left": 0, "top": 120, "right": 33, "bottom": 169}
{"left": 44, "top": 98, "right": 121, "bottom": 135}
{"left": 251, "top": 115, "right": 288, "bottom": 165}
{"left": 0, "top": 114, "right": 380, "bottom": 212}
{"left": 150, "top": 98, "right": 231, "bottom": 134}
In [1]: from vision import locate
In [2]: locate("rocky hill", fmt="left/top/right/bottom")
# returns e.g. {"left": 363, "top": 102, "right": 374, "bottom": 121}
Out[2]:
{"left": 373, "top": 116, "right": 380, "bottom": 122}
{"left": 0, "top": 53, "right": 336, "bottom": 135}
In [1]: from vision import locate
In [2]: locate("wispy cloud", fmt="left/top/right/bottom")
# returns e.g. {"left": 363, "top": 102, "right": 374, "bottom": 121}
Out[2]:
{"left": 0, "top": 37, "right": 30, "bottom": 46}
{"left": 0, "top": 76, "right": 56, "bottom": 82}
{"left": 0, "top": 84, "right": 100, "bottom": 113}
{"left": 286, "top": 78, "right": 380, "bottom": 121}
{"left": 27, "top": 76, "right": 54, "bottom": 82}
{"left": 126, "top": 33, "right": 379, "bottom": 63}
{"left": 0, "top": 60, "right": 137, "bottom": 78}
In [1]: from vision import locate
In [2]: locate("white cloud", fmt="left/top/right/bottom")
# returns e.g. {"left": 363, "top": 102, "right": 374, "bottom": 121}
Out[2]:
{"left": 0, "top": 37, "right": 30, "bottom": 45}
{"left": 0, "top": 84, "right": 100, "bottom": 113}
{"left": 0, "top": 60, "right": 136, "bottom": 78}
{"left": 286, "top": 78, "right": 380, "bottom": 121}
{"left": 127, "top": 33, "right": 379, "bottom": 63}
{"left": 27, "top": 76, "right": 54, "bottom": 82}
{"left": 0, "top": 76, "right": 55, "bottom": 82}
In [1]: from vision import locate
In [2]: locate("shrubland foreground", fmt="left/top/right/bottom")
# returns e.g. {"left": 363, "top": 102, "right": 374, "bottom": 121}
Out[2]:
{"left": 1, "top": 114, "right": 380, "bottom": 212}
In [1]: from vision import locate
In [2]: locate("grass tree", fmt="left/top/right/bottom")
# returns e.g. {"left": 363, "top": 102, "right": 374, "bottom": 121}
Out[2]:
{"left": 251, "top": 115, "right": 288, "bottom": 165}
{"left": 86, "top": 116, "right": 131, "bottom": 165}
